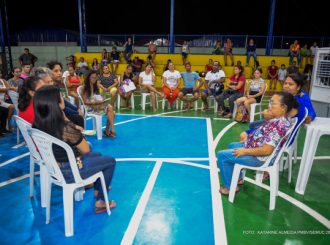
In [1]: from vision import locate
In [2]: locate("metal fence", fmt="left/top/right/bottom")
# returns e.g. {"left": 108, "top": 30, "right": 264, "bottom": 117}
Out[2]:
{"left": 10, "top": 31, "right": 330, "bottom": 50}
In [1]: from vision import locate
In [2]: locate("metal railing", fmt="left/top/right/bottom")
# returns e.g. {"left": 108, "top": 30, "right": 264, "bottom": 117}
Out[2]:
{"left": 10, "top": 31, "right": 330, "bottom": 51}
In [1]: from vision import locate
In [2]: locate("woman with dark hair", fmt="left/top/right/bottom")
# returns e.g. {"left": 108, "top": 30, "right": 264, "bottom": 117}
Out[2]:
{"left": 82, "top": 71, "right": 116, "bottom": 138}
{"left": 119, "top": 65, "right": 135, "bottom": 108}
{"left": 217, "top": 65, "right": 246, "bottom": 118}
{"left": 33, "top": 85, "right": 116, "bottom": 213}
{"left": 18, "top": 76, "right": 45, "bottom": 124}
{"left": 235, "top": 68, "right": 265, "bottom": 122}
{"left": 217, "top": 92, "right": 298, "bottom": 195}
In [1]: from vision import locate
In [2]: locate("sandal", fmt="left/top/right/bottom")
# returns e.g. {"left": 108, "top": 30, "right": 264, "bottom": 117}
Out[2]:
{"left": 219, "top": 187, "right": 239, "bottom": 196}
{"left": 238, "top": 179, "right": 244, "bottom": 185}
{"left": 104, "top": 129, "right": 116, "bottom": 138}
{"left": 95, "top": 200, "right": 116, "bottom": 214}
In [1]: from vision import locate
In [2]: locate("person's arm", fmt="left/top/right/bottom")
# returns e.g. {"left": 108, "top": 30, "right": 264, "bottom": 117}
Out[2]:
{"left": 233, "top": 144, "right": 274, "bottom": 157}
{"left": 0, "top": 80, "right": 9, "bottom": 92}
{"left": 162, "top": 75, "right": 171, "bottom": 89}
{"left": 18, "top": 55, "right": 23, "bottom": 65}
{"left": 120, "top": 73, "right": 125, "bottom": 85}
{"left": 302, "top": 93, "right": 317, "bottom": 122}
{"left": 32, "top": 54, "right": 38, "bottom": 63}
{"left": 138, "top": 76, "right": 143, "bottom": 87}
{"left": 232, "top": 80, "right": 245, "bottom": 91}
{"left": 196, "top": 77, "right": 204, "bottom": 90}
{"left": 174, "top": 77, "right": 182, "bottom": 90}
{"left": 97, "top": 80, "right": 107, "bottom": 92}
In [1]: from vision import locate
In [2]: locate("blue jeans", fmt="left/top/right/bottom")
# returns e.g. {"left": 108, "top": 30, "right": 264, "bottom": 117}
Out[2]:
{"left": 217, "top": 142, "right": 264, "bottom": 188}
{"left": 289, "top": 52, "right": 301, "bottom": 65}
{"left": 249, "top": 119, "right": 265, "bottom": 129}
{"left": 246, "top": 52, "right": 257, "bottom": 65}
{"left": 60, "top": 152, "right": 116, "bottom": 201}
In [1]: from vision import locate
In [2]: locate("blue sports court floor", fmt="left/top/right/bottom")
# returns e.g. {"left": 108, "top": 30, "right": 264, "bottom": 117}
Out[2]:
{"left": 0, "top": 108, "right": 329, "bottom": 245}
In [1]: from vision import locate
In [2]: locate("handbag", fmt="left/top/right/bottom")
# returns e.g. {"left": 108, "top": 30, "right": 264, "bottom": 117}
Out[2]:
{"left": 235, "top": 105, "right": 244, "bottom": 122}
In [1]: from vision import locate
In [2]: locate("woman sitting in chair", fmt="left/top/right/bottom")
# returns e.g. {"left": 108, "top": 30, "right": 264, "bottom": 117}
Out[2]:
{"left": 235, "top": 68, "right": 265, "bottom": 122}
{"left": 82, "top": 71, "right": 116, "bottom": 138}
{"left": 33, "top": 85, "right": 116, "bottom": 213}
{"left": 217, "top": 92, "right": 298, "bottom": 195}
{"left": 65, "top": 65, "right": 82, "bottom": 106}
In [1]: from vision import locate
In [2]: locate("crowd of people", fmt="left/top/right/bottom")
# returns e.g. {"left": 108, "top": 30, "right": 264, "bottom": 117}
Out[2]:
{"left": 0, "top": 38, "right": 318, "bottom": 212}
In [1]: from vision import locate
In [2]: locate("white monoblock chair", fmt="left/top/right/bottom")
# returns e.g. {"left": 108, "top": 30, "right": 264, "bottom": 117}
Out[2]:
{"left": 180, "top": 94, "right": 198, "bottom": 111}
{"left": 228, "top": 118, "right": 297, "bottom": 210}
{"left": 13, "top": 115, "right": 48, "bottom": 208}
{"left": 141, "top": 92, "right": 158, "bottom": 110}
{"left": 63, "top": 79, "right": 75, "bottom": 105}
{"left": 117, "top": 92, "right": 135, "bottom": 110}
{"left": 279, "top": 108, "right": 308, "bottom": 183}
{"left": 77, "top": 86, "right": 103, "bottom": 140}
{"left": 161, "top": 97, "right": 179, "bottom": 110}
{"left": 7, "top": 90, "right": 20, "bottom": 144}
{"left": 201, "top": 95, "right": 218, "bottom": 112}
{"left": 28, "top": 128, "right": 111, "bottom": 237}
{"left": 232, "top": 82, "right": 267, "bottom": 122}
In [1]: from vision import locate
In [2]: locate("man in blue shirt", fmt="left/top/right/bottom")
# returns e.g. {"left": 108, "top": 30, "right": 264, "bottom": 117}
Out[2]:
{"left": 179, "top": 62, "right": 204, "bottom": 110}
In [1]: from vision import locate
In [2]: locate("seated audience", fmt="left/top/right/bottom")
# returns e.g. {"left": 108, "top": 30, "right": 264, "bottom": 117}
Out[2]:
{"left": 123, "top": 37, "right": 135, "bottom": 63}
{"left": 77, "top": 57, "right": 89, "bottom": 76}
{"left": 91, "top": 58, "right": 100, "bottom": 73}
{"left": 65, "top": 65, "right": 83, "bottom": 106}
{"left": 0, "top": 77, "right": 15, "bottom": 131}
{"left": 8, "top": 67, "right": 24, "bottom": 92}
{"left": 97, "top": 65, "right": 119, "bottom": 106}
{"left": 286, "top": 61, "right": 299, "bottom": 74}
{"left": 212, "top": 40, "right": 223, "bottom": 55}
{"left": 101, "top": 49, "right": 110, "bottom": 67}
{"left": 217, "top": 65, "right": 245, "bottom": 118}
{"left": 119, "top": 65, "right": 135, "bottom": 108}
{"left": 178, "top": 62, "right": 204, "bottom": 110}
{"left": 217, "top": 92, "right": 298, "bottom": 195}
{"left": 235, "top": 68, "right": 265, "bottom": 122}
{"left": 82, "top": 71, "right": 116, "bottom": 137}
{"left": 33, "top": 85, "right": 116, "bottom": 213}
{"left": 278, "top": 64, "right": 287, "bottom": 87}
{"left": 162, "top": 62, "right": 182, "bottom": 110}
{"left": 201, "top": 61, "right": 226, "bottom": 111}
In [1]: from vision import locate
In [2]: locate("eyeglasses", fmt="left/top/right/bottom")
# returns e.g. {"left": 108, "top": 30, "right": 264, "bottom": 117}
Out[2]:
{"left": 268, "top": 100, "right": 283, "bottom": 107}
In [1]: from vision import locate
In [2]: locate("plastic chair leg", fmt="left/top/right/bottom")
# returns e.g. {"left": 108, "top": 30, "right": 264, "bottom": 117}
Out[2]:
{"left": 269, "top": 169, "right": 278, "bottom": 210}
{"left": 131, "top": 94, "right": 135, "bottom": 109}
{"left": 29, "top": 155, "right": 35, "bottom": 198}
{"left": 250, "top": 104, "right": 256, "bottom": 123}
{"left": 142, "top": 94, "right": 147, "bottom": 110}
{"left": 228, "top": 165, "right": 242, "bottom": 203}
{"left": 63, "top": 187, "right": 75, "bottom": 237}
{"left": 40, "top": 165, "right": 48, "bottom": 208}
{"left": 46, "top": 180, "right": 52, "bottom": 224}
{"left": 99, "top": 174, "right": 111, "bottom": 216}
{"left": 93, "top": 115, "right": 103, "bottom": 140}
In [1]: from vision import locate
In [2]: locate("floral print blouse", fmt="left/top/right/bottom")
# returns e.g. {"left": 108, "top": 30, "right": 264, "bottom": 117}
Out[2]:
{"left": 244, "top": 117, "right": 292, "bottom": 162}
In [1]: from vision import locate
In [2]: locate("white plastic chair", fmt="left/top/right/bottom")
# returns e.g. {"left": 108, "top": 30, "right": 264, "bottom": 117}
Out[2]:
{"left": 201, "top": 95, "right": 218, "bottom": 113}
{"left": 77, "top": 86, "right": 103, "bottom": 140}
{"left": 63, "top": 78, "right": 75, "bottom": 105}
{"left": 161, "top": 97, "right": 179, "bottom": 110}
{"left": 232, "top": 81, "right": 267, "bottom": 122}
{"left": 7, "top": 90, "right": 20, "bottom": 144}
{"left": 228, "top": 118, "right": 297, "bottom": 210}
{"left": 279, "top": 108, "right": 308, "bottom": 183}
{"left": 13, "top": 115, "right": 48, "bottom": 208}
{"left": 249, "top": 83, "right": 268, "bottom": 123}
{"left": 180, "top": 94, "right": 198, "bottom": 111}
{"left": 117, "top": 92, "right": 135, "bottom": 110}
{"left": 29, "top": 128, "right": 111, "bottom": 237}
{"left": 141, "top": 93, "right": 158, "bottom": 110}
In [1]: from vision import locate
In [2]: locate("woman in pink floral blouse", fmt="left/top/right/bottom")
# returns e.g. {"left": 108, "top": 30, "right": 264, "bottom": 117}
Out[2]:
{"left": 217, "top": 92, "right": 299, "bottom": 195}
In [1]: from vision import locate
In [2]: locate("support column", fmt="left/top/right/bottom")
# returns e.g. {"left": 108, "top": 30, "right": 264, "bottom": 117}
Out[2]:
{"left": 266, "top": 0, "right": 276, "bottom": 55}
{"left": 77, "top": 0, "right": 87, "bottom": 52}
{"left": 169, "top": 0, "right": 175, "bottom": 54}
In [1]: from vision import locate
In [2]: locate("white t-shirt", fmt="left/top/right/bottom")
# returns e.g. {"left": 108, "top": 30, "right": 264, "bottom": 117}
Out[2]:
{"left": 78, "top": 62, "right": 88, "bottom": 68}
{"left": 310, "top": 46, "right": 318, "bottom": 56}
{"left": 205, "top": 70, "right": 226, "bottom": 82}
{"left": 182, "top": 44, "right": 189, "bottom": 53}
{"left": 278, "top": 69, "right": 287, "bottom": 81}
{"left": 139, "top": 71, "right": 155, "bottom": 85}
{"left": 162, "top": 70, "right": 181, "bottom": 87}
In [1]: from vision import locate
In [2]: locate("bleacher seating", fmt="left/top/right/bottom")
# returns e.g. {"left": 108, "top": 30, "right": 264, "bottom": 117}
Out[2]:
{"left": 74, "top": 53, "right": 305, "bottom": 91}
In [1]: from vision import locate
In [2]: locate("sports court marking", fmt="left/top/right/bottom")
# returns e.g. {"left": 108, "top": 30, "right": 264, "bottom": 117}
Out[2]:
{"left": 121, "top": 160, "right": 163, "bottom": 244}
{"left": 206, "top": 118, "right": 228, "bottom": 245}
{"left": 244, "top": 177, "right": 330, "bottom": 229}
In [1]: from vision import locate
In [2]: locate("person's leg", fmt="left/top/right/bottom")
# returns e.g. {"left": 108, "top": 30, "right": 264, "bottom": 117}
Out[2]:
{"left": 217, "top": 148, "right": 263, "bottom": 189}
{"left": 64, "top": 100, "right": 78, "bottom": 114}
{"left": 216, "top": 90, "right": 230, "bottom": 112}
{"left": 114, "top": 62, "right": 119, "bottom": 74}
{"left": 109, "top": 87, "right": 118, "bottom": 106}
{"left": 235, "top": 96, "right": 246, "bottom": 106}
{"left": 150, "top": 91, "right": 157, "bottom": 112}
{"left": 201, "top": 90, "right": 209, "bottom": 110}
{"left": 125, "top": 91, "right": 132, "bottom": 108}
{"left": 80, "top": 153, "right": 116, "bottom": 202}
{"left": 269, "top": 78, "right": 274, "bottom": 90}
{"left": 162, "top": 86, "right": 171, "bottom": 104}
{"left": 178, "top": 91, "right": 185, "bottom": 101}
{"left": 253, "top": 53, "right": 258, "bottom": 66}
{"left": 246, "top": 53, "right": 251, "bottom": 66}
{"left": 105, "top": 104, "right": 115, "bottom": 134}
{"left": 191, "top": 91, "right": 199, "bottom": 102}
{"left": 230, "top": 53, "right": 234, "bottom": 66}
{"left": 170, "top": 88, "right": 180, "bottom": 105}
{"left": 289, "top": 53, "right": 293, "bottom": 64}
{"left": 224, "top": 52, "right": 228, "bottom": 66}
{"left": 110, "top": 63, "right": 114, "bottom": 73}
{"left": 244, "top": 97, "right": 256, "bottom": 114}
{"left": 297, "top": 53, "right": 301, "bottom": 66}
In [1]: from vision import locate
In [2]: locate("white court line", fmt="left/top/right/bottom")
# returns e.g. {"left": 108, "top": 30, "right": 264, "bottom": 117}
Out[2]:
{"left": 206, "top": 118, "right": 228, "bottom": 245}
{"left": 0, "top": 152, "right": 30, "bottom": 168}
{"left": 244, "top": 177, "right": 330, "bottom": 229}
{"left": 213, "top": 118, "right": 231, "bottom": 121}
{"left": 11, "top": 142, "right": 26, "bottom": 149}
{"left": 213, "top": 121, "right": 237, "bottom": 146}
{"left": 121, "top": 160, "right": 163, "bottom": 245}
{"left": 118, "top": 113, "right": 207, "bottom": 120}
{"left": 0, "top": 171, "right": 39, "bottom": 188}
{"left": 296, "top": 156, "right": 330, "bottom": 160}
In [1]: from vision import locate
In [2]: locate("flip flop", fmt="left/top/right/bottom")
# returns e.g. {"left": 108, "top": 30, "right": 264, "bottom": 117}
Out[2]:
{"left": 95, "top": 200, "right": 116, "bottom": 214}
{"left": 219, "top": 187, "right": 239, "bottom": 196}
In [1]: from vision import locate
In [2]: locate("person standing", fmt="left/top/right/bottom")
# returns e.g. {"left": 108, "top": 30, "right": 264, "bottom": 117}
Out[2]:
{"left": 246, "top": 39, "right": 258, "bottom": 67}
{"left": 123, "top": 37, "right": 135, "bottom": 63}
{"left": 181, "top": 41, "right": 190, "bottom": 65}
{"left": 19, "top": 48, "right": 38, "bottom": 67}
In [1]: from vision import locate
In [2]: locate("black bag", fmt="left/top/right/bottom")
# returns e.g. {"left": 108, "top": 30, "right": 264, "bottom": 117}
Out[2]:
{"left": 209, "top": 82, "right": 224, "bottom": 94}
